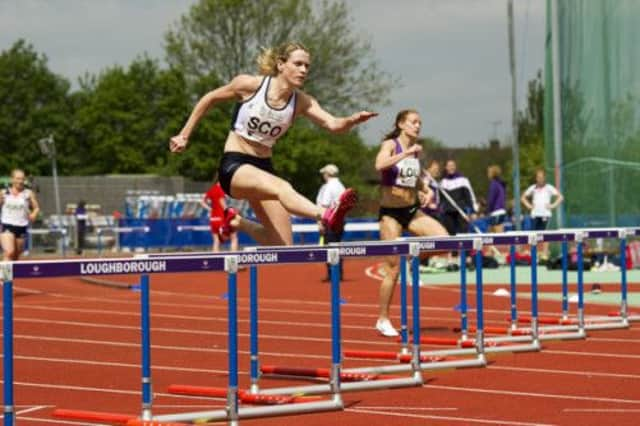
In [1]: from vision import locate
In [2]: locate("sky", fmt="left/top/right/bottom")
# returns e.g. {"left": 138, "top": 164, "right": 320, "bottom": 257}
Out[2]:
{"left": 0, "top": 0, "right": 545, "bottom": 147}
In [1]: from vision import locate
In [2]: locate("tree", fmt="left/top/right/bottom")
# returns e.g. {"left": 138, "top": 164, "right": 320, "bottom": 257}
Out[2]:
{"left": 70, "top": 56, "right": 207, "bottom": 176}
{"left": 164, "top": 0, "right": 397, "bottom": 114}
{"left": 0, "top": 40, "right": 72, "bottom": 176}
{"left": 515, "top": 70, "right": 544, "bottom": 190}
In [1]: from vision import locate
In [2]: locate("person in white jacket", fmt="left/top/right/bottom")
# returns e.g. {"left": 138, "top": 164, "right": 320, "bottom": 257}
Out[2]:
{"left": 316, "top": 164, "right": 346, "bottom": 281}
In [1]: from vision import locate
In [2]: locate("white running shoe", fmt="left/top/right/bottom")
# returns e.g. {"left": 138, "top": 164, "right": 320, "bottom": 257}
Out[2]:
{"left": 376, "top": 318, "right": 399, "bottom": 337}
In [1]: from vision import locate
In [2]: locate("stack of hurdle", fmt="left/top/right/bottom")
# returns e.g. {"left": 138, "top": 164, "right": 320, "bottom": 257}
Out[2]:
{"left": 0, "top": 227, "right": 638, "bottom": 425}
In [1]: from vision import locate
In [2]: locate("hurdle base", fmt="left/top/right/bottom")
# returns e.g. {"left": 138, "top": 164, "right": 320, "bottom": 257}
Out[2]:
{"left": 255, "top": 375, "right": 423, "bottom": 397}
{"left": 151, "top": 399, "right": 343, "bottom": 423}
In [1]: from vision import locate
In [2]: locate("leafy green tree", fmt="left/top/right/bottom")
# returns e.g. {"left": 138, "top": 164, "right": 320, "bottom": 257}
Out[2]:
{"left": 164, "top": 0, "right": 396, "bottom": 114}
{"left": 70, "top": 56, "right": 209, "bottom": 176}
{"left": 0, "top": 40, "right": 72, "bottom": 176}
{"left": 517, "top": 70, "right": 544, "bottom": 189}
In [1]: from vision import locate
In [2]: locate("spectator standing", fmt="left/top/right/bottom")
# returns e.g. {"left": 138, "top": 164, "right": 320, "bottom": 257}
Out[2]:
{"left": 486, "top": 165, "right": 507, "bottom": 233}
{"left": 521, "top": 168, "right": 564, "bottom": 260}
{"left": 316, "top": 164, "right": 346, "bottom": 281}
{"left": 439, "top": 159, "right": 478, "bottom": 235}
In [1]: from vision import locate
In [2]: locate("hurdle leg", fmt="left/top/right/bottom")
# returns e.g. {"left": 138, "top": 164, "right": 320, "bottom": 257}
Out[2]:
{"left": 249, "top": 265, "right": 260, "bottom": 393}
{"left": 2, "top": 266, "right": 15, "bottom": 426}
{"left": 561, "top": 239, "right": 569, "bottom": 320}
{"left": 459, "top": 250, "right": 468, "bottom": 341}
{"left": 528, "top": 238, "right": 540, "bottom": 349}
{"left": 399, "top": 255, "right": 409, "bottom": 355}
{"left": 140, "top": 274, "right": 153, "bottom": 421}
{"left": 329, "top": 249, "right": 343, "bottom": 404}
{"left": 473, "top": 243, "right": 486, "bottom": 362}
{"left": 577, "top": 234, "right": 586, "bottom": 332}
{"left": 619, "top": 231, "right": 629, "bottom": 325}
{"left": 225, "top": 256, "right": 240, "bottom": 425}
{"left": 509, "top": 244, "right": 517, "bottom": 330}
{"left": 409, "top": 244, "right": 424, "bottom": 380}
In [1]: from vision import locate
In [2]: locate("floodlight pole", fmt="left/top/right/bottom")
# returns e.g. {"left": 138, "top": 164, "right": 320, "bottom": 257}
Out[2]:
{"left": 38, "top": 135, "right": 62, "bottom": 220}
{"left": 507, "top": 0, "right": 521, "bottom": 230}
{"left": 551, "top": 0, "right": 565, "bottom": 227}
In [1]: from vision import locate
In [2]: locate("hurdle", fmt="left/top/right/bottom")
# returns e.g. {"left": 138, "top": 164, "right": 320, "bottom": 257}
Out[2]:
{"left": 152, "top": 241, "right": 427, "bottom": 398}
{"left": 2, "top": 248, "right": 347, "bottom": 425}
{"left": 248, "top": 238, "right": 488, "bottom": 379}
{"left": 608, "top": 227, "right": 640, "bottom": 322}
{"left": 517, "top": 228, "right": 634, "bottom": 332}
{"left": 482, "top": 230, "right": 587, "bottom": 342}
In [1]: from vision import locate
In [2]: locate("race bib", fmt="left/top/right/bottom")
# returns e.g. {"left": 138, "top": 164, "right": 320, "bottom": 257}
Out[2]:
{"left": 395, "top": 157, "right": 420, "bottom": 188}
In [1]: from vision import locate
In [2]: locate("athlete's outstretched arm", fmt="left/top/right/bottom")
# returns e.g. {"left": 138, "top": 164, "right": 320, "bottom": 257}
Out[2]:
{"left": 297, "top": 92, "right": 377, "bottom": 133}
{"left": 169, "top": 75, "right": 261, "bottom": 152}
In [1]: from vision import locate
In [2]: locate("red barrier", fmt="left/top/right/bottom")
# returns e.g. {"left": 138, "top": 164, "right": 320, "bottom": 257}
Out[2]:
{"left": 516, "top": 315, "right": 574, "bottom": 325}
{"left": 52, "top": 409, "right": 133, "bottom": 424}
{"left": 167, "top": 384, "right": 322, "bottom": 405}
{"left": 343, "top": 349, "right": 450, "bottom": 364}
{"left": 260, "top": 365, "right": 378, "bottom": 382}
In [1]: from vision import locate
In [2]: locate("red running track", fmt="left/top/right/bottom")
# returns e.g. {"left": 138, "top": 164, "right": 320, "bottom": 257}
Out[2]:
{"left": 3, "top": 258, "right": 640, "bottom": 425}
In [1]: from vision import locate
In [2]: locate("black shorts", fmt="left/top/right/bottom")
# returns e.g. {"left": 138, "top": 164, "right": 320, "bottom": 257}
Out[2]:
{"left": 532, "top": 216, "right": 549, "bottom": 231}
{"left": 1, "top": 223, "right": 28, "bottom": 238}
{"left": 379, "top": 204, "right": 420, "bottom": 229}
{"left": 218, "top": 152, "right": 278, "bottom": 197}
{"left": 489, "top": 213, "right": 507, "bottom": 226}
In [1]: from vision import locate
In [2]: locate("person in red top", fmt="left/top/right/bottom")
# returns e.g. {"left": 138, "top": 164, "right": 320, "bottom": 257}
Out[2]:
{"left": 201, "top": 179, "right": 238, "bottom": 252}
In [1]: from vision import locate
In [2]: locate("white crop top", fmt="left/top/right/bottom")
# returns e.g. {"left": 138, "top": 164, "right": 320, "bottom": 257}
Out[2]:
{"left": 230, "top": 76, "right": 297, "bottom": 148}
{"left": 1, "top": 188, "right": 32, "bottom": 227}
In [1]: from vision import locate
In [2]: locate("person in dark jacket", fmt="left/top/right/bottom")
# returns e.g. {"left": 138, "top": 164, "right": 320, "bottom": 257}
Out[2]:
{"left": 486, "top": 165, "right": 507, "bottom": 233}
{"left": 439, "top": 159, "right": 478, "bottom": 235}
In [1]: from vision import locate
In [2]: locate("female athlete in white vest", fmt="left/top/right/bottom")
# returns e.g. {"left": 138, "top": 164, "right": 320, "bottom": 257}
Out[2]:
{"left": 1, "top": 169, "right": 40, "bottom": 260}
{"left": 169, "top": 42, "right": 376, "bottom": 245}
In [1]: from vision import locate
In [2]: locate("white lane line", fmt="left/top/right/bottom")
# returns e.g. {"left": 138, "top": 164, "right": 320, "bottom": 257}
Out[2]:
{"left": 354, "top": 406, "right": 458, "bottom": 411}
{"left": 12, "top": 305, "right": 501, "bottom": 333}
{"left": 9, "top": 334, "right": 332, "bottom": 361}
{"left": 587, "top": 337, "right": 640, "bottom": 343}
{"left": 488, "top": 365, "right": 640, "bottom": 380}
{"left": 3, "top": 354, "right": 230, "bottom": 375}
{"left": 563, "top": 408, "right": 640, "bottom": 413}
{"left": 425, "top": 384, "right": 640, "bottom": 405}
{"left": 14, "top": 405, "right": 50, "bottom": 415}
{"left": 14, "top": 282, "right": 579, "bottom": 318}
{"left": 11, "top": 316, "right": 461, "bottom": 347}
{"left": 346, "top": 408, "right": 556, "bottom": 426}
{"left": 0, "top": 380, "right": 217, "bottom": 401}
{"left": 544, "top": 349, "right": 640, "bottom": 359}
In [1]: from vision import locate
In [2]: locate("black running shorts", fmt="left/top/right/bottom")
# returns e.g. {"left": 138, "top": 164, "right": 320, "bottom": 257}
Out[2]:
{"left": 218, "top": 152, "right": 278, "bottom": 197}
